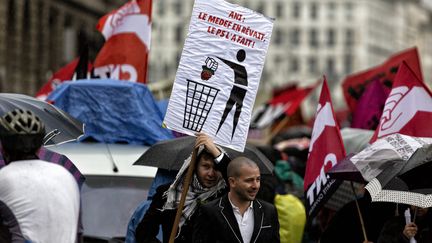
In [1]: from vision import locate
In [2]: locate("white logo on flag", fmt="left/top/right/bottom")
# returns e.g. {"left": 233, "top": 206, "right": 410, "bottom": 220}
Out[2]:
{"left": 93, "top": 64, "right": 138, "bottom": 82}
{"left": 309, "top": 102, "right": 336, "bottom": 153}
{"left": 378, "top": 86, "right": 432, "bottom": 138}
{"left": 101, "top": 2, "right": 151, "bottom": 49}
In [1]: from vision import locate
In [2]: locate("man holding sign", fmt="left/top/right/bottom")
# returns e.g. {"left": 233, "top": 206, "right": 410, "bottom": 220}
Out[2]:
{"left": 158, "top": 0, "right": 273, "bottom": 242}
{"left": 135, "top": 133, "right": 231, "bottom": 243}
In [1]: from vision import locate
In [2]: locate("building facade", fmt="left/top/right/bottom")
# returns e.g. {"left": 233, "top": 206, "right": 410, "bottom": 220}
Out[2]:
{"left": 1, "top": 0, "right": 431, "bottom": 108}
{"left": 0, "top": 0, "right": 122, "bottom": 95}
{"left": 149, "top": 0, "right": 432, "bottom": 110}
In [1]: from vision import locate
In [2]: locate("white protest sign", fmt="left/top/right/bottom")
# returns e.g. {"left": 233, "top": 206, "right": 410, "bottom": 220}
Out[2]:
{"left": 163, "top": 0, "right": 273, "bottom": 152}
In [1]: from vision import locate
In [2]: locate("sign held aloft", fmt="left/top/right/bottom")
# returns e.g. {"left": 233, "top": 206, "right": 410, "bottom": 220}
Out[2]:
{"left": 164, "top": 0, "right": 274, "bottom": 152}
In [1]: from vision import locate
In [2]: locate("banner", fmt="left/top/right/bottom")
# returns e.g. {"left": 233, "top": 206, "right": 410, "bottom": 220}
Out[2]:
{"left": 93, "top": 0, "right": 152, "bottom": 83}
{"left": 342, "top": 47, "right": 422, "bottom": 113}
{"left": 304, "top": 78, "right": 344, "bottom": 218}
{"left": 370, "top": 61, "right": 432, "bottom": 142}
{"left": 163, "top": 0, "right": 273, "bottom": 151}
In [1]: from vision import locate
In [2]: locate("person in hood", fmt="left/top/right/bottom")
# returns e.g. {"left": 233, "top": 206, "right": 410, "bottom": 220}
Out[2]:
{"left": 135, "top": 133, "right": 230, "bottom": 243}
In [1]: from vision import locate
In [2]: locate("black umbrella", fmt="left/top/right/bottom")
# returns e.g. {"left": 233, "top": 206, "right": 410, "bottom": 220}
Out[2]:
{"left": 133, "top": 135, "right": 274, "bottom": 174}
{"left": 328, "top": 154, "right": 366, "bottom": 183}
{"left": 365, "top": 143, "right": 432, "bottom": 208}
{"left": 0, "top": 93, "right": 84, "bottom": 145}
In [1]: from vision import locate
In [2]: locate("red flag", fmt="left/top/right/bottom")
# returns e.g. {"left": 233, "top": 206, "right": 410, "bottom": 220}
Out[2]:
{"left": 342, "top": 48, "right": 422, "bottom": 113}
{"left": 304, "top": 78, "right": 345, "bottom": 218}
{"left": 250, "top": 84, "right": 315, "bottom": 128}
{"left": 270, "top": 83, "right": 316, "bottom": 116}
{"left": 93, "top": 0, "right": 152, "bottom": 83}
{"left": 370, "top": 61, "right": 432, "bottom": 142}
{"left": 35, "top": 59, "right": 79, "bottom": 100}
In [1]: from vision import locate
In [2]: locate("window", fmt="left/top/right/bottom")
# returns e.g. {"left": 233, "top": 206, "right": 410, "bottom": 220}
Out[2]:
{"left": 309, "top": 29, "right": 319, "bottom": 47}
{"left": 274, "top": 56, "right": 282, "bottom": 66}
{"left": 293, "top": 2, "right": 301, "bottom": 19}
{"left": 274, "top": 28, "right": 282, "bottom": 45}
{"left": 290, "top": 28, "right": 300, "bottom": 46}
{"left": 164, "top": 63, "right": 170, "bottom": 79}
{"left": 308, "top": 57, "right": 318, "bottom": 73}
{"left": 327, "top": 28, "right": 335, "bottom": 47}
{"left": 345, "top": 2, "right": 353, "bottom": 20}
{"left": 158, "top": 25, "right": 164, "bottom": 43}
{"left": 290, "top": 57, "right": 299, "bottom": 72}
{"left": 344, "top": 54, "right": 353, "bottom": 74}
{"left": 175, "top": 24, "right": 183, "bottom": 42}
{"left": 256, "top": 2, "right": 265, "bottom": 14}
{"left": 276, "top": 2, "right": 284, "bottom": 18}
{"left": 345, "top": 29, "right": 354, "bottom": 47}
{"left": 326, "top": 57, "right": 335, "bottom": 75}
{"left": 310, "top": 3, "right": 318, "bottom": 19}
{"left": 173, "top": 1, "right": 182, "bottom": 15}
{"left": 158, "top": 0, "right": 165, "bottom": 16}
{"left": 327, "top": 2, "right": 336, "bottom": 19}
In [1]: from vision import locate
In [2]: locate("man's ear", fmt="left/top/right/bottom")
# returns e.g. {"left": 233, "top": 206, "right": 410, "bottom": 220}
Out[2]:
{"left": 228, "top": 177, "right": 235, "bottom": 187}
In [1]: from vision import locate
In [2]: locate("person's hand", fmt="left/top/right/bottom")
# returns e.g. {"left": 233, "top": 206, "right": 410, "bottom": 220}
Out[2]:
{"left": 195, "top": 133, "right": 221, "bottom": 158}
{"left": 403, "top": 223, "right": 418, "bottom": 239}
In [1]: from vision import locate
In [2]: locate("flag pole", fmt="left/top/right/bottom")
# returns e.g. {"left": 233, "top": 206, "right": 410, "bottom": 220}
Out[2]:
{"left": 169, "top": 147, "right": 199, "bottom": 243}
{"left": 266, "top": 116, "right": 290, "bottom": 143}
{"left": 350, "top": 181, "right": 368, "bottom": 242}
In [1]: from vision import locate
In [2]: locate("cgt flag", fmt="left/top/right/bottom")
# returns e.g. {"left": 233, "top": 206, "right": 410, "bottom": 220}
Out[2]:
{"left": 93, "top": 0, "right": 152, "bottom": 83}
{"left": 370, "top": 61, "right": 432, "bottom": 143}
{"left": 304, "top": 78, "right": 345, "bottom": 218}
{"left": 36, "top": 59, "right": 78, "bottom": 100}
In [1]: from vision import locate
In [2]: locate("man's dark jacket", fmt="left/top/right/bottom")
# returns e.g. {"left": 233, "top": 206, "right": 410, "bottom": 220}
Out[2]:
{"left": 193, "top": 194, "right": 280, "bottom": 243}
{"left": 135, "top": 154, "right": 230, "bottom": 243}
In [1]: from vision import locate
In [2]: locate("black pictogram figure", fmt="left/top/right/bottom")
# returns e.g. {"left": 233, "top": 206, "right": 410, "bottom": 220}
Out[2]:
{"left": 215, "top": 49, "right": 248, "bottom": 139}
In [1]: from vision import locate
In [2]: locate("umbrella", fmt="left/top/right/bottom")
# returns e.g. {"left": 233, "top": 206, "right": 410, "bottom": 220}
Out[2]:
{"left": 134, "top": 136, "right": 274, "bottom": 174}
{"left": 0, "top": 146, "right": 85, "bottom": 187}
{"left": 329, "top": 133, "right": 432, "bottom": 182}
{"left": 365, "top": 143, "right": 432, "bottom": 208}
{"left": 0, "top": 93, "right": 84, "bottom": 145}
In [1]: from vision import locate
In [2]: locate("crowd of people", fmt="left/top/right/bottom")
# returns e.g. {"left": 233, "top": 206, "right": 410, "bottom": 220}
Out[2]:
{"left": 0, "top": 108, "right": 430, "bottom": 243}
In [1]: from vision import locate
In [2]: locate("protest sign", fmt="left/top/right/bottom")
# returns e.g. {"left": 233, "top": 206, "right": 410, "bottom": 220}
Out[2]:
{"left": 163, "top": 0, "right": 273, "bottom": 151}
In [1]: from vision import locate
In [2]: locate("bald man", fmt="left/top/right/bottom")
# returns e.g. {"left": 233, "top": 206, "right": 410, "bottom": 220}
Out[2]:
{"left": 193, "top": 157, "right": 280, "bottom": 243}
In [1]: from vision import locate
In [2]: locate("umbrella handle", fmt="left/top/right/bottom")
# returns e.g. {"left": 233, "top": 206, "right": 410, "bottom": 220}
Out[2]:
{"left": 350, "top": 181, "right": 368, "bottom": 242}
{"left": 169, "top": 147, "right": 199, "bottom": 243}
{"left": 43, "top": 129, "right": 60, "bottom": 145}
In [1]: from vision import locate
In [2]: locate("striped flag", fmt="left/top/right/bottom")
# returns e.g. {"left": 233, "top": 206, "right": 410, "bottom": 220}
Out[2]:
{"left": 94, "top": 0, "right": 152, "bottom": 83}
{"left": 250, "top": 84, "right": 316, "bottom": 129}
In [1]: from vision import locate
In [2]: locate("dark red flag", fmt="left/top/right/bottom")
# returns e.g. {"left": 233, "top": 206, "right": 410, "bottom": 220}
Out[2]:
{"left": 342, "top": 47, "right": 422, "bottom": 113}
{"left": 370, "top": 61, "right": 432, "bottom": 142}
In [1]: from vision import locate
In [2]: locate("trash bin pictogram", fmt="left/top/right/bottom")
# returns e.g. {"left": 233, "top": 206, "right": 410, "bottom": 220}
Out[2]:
{"left": 183, "top": 79, "right": 219, "bottom": 132}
